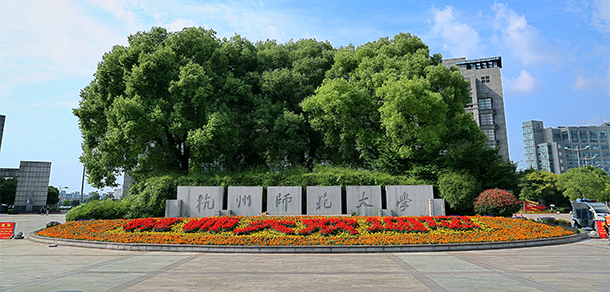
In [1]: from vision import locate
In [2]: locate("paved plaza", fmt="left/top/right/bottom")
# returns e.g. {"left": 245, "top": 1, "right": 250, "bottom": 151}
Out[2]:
{"left": 0, "top": 214, "right": 608, "bottom": 292}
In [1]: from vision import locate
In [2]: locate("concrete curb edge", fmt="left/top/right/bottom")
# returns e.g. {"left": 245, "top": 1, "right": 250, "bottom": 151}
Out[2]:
{"left": 28, "top": 230, "right": 588, "bottom": 253}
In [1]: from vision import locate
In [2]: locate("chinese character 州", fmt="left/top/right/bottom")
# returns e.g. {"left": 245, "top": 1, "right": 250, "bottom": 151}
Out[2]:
{"left": 236, "top": 195, "right": 252, "bottom": 208}
{"left": 197, "top": 194, "right": 214, "bottom": 212}
{"left": 316, "top": 192, "right": 333, "bottom": 210}
{"left": 396, "top": 192, "right": 412, "bottom": 211}
{"left": 276, "top": 193, "right": 293, "bottom": 212}
{"left": 356, "top": 191, "right": 373, "bottom": 208}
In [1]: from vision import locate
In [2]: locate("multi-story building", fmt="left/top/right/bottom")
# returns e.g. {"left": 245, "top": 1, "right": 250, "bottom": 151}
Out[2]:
{"left": 443, "top": 56, "right": 510, "bottom": 161}
{"left": 522, "top": 120, "right": 610, "bottom": 175}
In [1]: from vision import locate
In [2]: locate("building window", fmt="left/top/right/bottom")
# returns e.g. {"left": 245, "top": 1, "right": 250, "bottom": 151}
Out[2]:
{"left": 481, "top": 76, "right": 490, "bottom": 83}
{"left": 565, "top": 152, "right": 573, "bottom": 158}
{"left": 580, "top": 130, "right": 587, "bottom": 142}
{"left": 480, "top": 113, "right": 494, "bottom": 125}
{"left": 603, "top": 152, "right": 610, "bottom": 157}
{"left": 483, "top": 129, "right": 495, "bottom": 141}
{"left": 523, "top": 127, "right": 532, "bottom": 134}
{"left": 602, "top": 145, "right": 609, "bottom": 150}
{"left": 604, "top": 160, "right": 610, "bottom": 165}
{"left": 600, "top": 130, "right": 607, "bottom": 142}
{"left": 590, "top": 130, "right": 598, "bottom": 142}
{"left": 592, "top": 145, "right": 600, "bottom": 150}
{"left": 524, "top": 133, "right": 533, "bottom": 140}
{"left": 526, "top": 154, "right": 535, "bottom": 161}
{"left": 571, "top": 130, "right": 578, "bottom": 142}
{"left": 524, "top": 140, "right": 534, "bottom": 147}
{"left": 561, "top": 131, "right": 569, "bottom": 142}
{"left": 553, "top": 132, "right": 561, "bottom": 142}
{"left": 479, "top": 98, "right": 492, "bottom": 110}
{"left": 526, "top": 147, "right": 535, "bottom": 154}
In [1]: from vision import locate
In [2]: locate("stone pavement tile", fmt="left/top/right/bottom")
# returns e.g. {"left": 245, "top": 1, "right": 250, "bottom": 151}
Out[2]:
{"left": 123, "top": 271, "right": 432, "bottom": 292}
{"left": 88, "top": 254, "right": 193, "bottom": 273}
{"left": 396, "top": 255, "right": 488, "bottom": 273}
{"left": 517, "top": 273, "right": 609, "bottom": 292}
{"left": 169, "top": 253, "right": 405, "bottom": 274}
{"left": 426, "top": 274, "right": 540, "bottom": 292}
{"left": 15, "top": 272, "right": 146, "bottom": 292}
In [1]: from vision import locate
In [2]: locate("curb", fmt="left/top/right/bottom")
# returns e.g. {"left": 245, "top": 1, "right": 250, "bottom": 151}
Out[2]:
{"left": 29, "top": 231, "right": 588, "bottom": 253}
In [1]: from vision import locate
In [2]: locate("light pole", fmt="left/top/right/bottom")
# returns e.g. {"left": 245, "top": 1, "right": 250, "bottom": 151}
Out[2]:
{"left": 80, "top": 142, "right": 85, "bottom": 205}
{"left": 57, "top": 186, "right": 68, "bottom": 211}
{"left": 564, "top": 145, "right": 591, "bottom": 199}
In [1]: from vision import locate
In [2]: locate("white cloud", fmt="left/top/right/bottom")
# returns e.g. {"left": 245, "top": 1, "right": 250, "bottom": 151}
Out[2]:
{"left": 0, "top": 0, "right": 127, "bottom": 90}
{"left": 492, "top": 3, "right": 560, "bottom": 66}
{"left": 572, "top": 74, "right": 607, "bottom": 90}
{"left": 565, "top": 0, "right": 610, "bottom": 33}
{"left": 430, "top": 6, "right": 484, "bottom": 58}
{"left": 505, "top": 70, "right": 539, "bottom": 95}
{"left": 165, "top": 19, "right": 199, "bottom": 32}
{"left": 590, "top": 0, "right": 610, "bottom": 33}
{"left": 89, "top": 0, "right": 136, "bottom": 23}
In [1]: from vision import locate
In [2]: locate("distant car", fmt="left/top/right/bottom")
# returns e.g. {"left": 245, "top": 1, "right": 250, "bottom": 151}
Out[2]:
{"left": 571, "top": 199, "right": 610, "bottom": 228}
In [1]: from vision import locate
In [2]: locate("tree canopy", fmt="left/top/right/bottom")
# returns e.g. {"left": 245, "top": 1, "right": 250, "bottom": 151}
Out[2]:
{"left": 557, "top": 166, "right": 610, "bottom": 201}
{"left": 75, "top": 27, "right": 516, "bottom": 194}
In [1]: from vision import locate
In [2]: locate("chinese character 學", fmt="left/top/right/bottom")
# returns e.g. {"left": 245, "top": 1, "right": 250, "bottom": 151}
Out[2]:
{"left": 316, "top": 192, "right": 333, "bottom": 210}
{"left": 356, "top": 191, "right": 373, "bottom": 208}
{"left": 236, "top": 195, "right": 252, "bottom": 208}
{"left": 197, "top": 194, "right": 214, "bottom": 213}
{"left": 396, "top": 192, "right": 412, "bottom": 211}
{"left": 276, "top": 193, "right": 293, "bottom": 212}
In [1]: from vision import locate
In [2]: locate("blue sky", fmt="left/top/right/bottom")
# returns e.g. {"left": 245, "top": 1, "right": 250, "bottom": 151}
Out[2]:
{"left": 0, "top": 0, "right": 608, "bottom": 194}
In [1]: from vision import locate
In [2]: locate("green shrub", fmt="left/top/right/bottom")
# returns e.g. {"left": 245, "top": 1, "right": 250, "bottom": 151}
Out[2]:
{"left": 473, "top": 189, "right": 521, "bottom": 217}
{"left": 438, "top": 171, "right": 480, "bottom": 214}
{"left": 65, "top": 199, "right": 129, "bottom": 221}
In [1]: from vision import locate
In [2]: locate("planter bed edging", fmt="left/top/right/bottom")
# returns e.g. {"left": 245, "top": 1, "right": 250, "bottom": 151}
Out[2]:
{"left": 28, "top": 230, "right": 588, "bottom": 253}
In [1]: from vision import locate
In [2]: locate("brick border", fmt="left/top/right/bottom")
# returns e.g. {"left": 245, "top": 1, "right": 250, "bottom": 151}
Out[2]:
{"left": 29, "top": 231, "right": 588, "bottom": 253}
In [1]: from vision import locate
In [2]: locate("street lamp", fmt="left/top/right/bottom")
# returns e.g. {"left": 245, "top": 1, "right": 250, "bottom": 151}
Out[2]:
{"left": 80, "top": 142, "right": 85, "bottom": 205}
{"left": 57, "top": 186, "right": 68, "bottom": 211}
{"left": 564, "top": 145, "right": 592, "bottom": 199}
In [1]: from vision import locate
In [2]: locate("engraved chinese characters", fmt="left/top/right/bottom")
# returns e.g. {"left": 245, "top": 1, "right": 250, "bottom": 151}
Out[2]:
{"left": 306, "top": 186, "right": 341, "bottom": 215}
{"left": 267, "top": 186, "right": 302, "bottom": 215}
{"left": 228, "top": 186, "right": 263, "bottom": 216}
{"left": 386, "top": 185, "right": 434, "bottom": 216}
{"left": 346, "top": 186, "right": 382, "bottom": 216}
{"left": 177, "top": 186, "right": 223, "bottom": 217}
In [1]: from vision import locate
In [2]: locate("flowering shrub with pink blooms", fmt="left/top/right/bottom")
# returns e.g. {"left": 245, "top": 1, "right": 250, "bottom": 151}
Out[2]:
{"left": 474, "top": 189, "right": 521, "bottom": 217}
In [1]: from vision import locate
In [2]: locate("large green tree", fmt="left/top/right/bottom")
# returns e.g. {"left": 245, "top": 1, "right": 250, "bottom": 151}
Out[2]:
{"left": 301, "top": 33, "right": 517, "bottom": 191}
{"left": 47, "top": 186, "right": 60, "bottom": 206}
{"left": 557, "top": 166, "right": 610, "bottom": 201}
{"left": 75, "top": 27, "right": 336, "bottom": 188}
{"left": 75, "top": 27, "right": 516, "bottom": 199}
{"left": 0, "top": 178, "right": 17, "bottom": 207}
{"left": 518, "top": 170, "right": 567, "bottom": 206}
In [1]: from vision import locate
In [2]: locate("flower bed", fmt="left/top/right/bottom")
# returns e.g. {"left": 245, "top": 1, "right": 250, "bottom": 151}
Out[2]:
{"left": 35, "top": 215, "right": 574, "bottom": 246}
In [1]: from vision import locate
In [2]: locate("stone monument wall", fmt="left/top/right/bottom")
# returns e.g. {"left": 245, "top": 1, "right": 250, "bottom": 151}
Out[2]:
{"left": 167, "top": 185, "right": 444, "bottom": 218}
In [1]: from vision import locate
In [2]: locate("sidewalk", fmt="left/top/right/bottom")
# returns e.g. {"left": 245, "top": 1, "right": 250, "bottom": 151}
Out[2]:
{"left": 1, "top": 214, "right": 608, "bottom": 292}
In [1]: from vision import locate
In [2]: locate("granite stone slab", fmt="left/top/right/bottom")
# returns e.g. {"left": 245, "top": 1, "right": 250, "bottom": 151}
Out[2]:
{"left": 306, "top": 186, "right": 342, "bottom": 215}
{"left": 228, "top": 186, "right": 263, "bottom": 216}
{"left": 385, "top": 185, "right": 434, "bottom": 216}
{"left": 267, "top": 186, "right": 302, "bottom": 215}
{"left": 346, "top": 185, "right": 381, "bottom": 216}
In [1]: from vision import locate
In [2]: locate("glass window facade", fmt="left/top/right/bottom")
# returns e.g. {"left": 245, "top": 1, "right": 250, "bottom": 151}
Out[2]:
{"left": 479, "top": 98, "right": 492, "bottom": 110}
{"left": 590, "top": 130, "right": 597, "bottom": 142}
{"left": 480, "top": 113, "right": 493, "bottom": 125}
{"left": 571, "top": 130, "right": 578, "bottom": 142}
{"left": 580, "top": 130, "right": 587, "bottom": 142}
